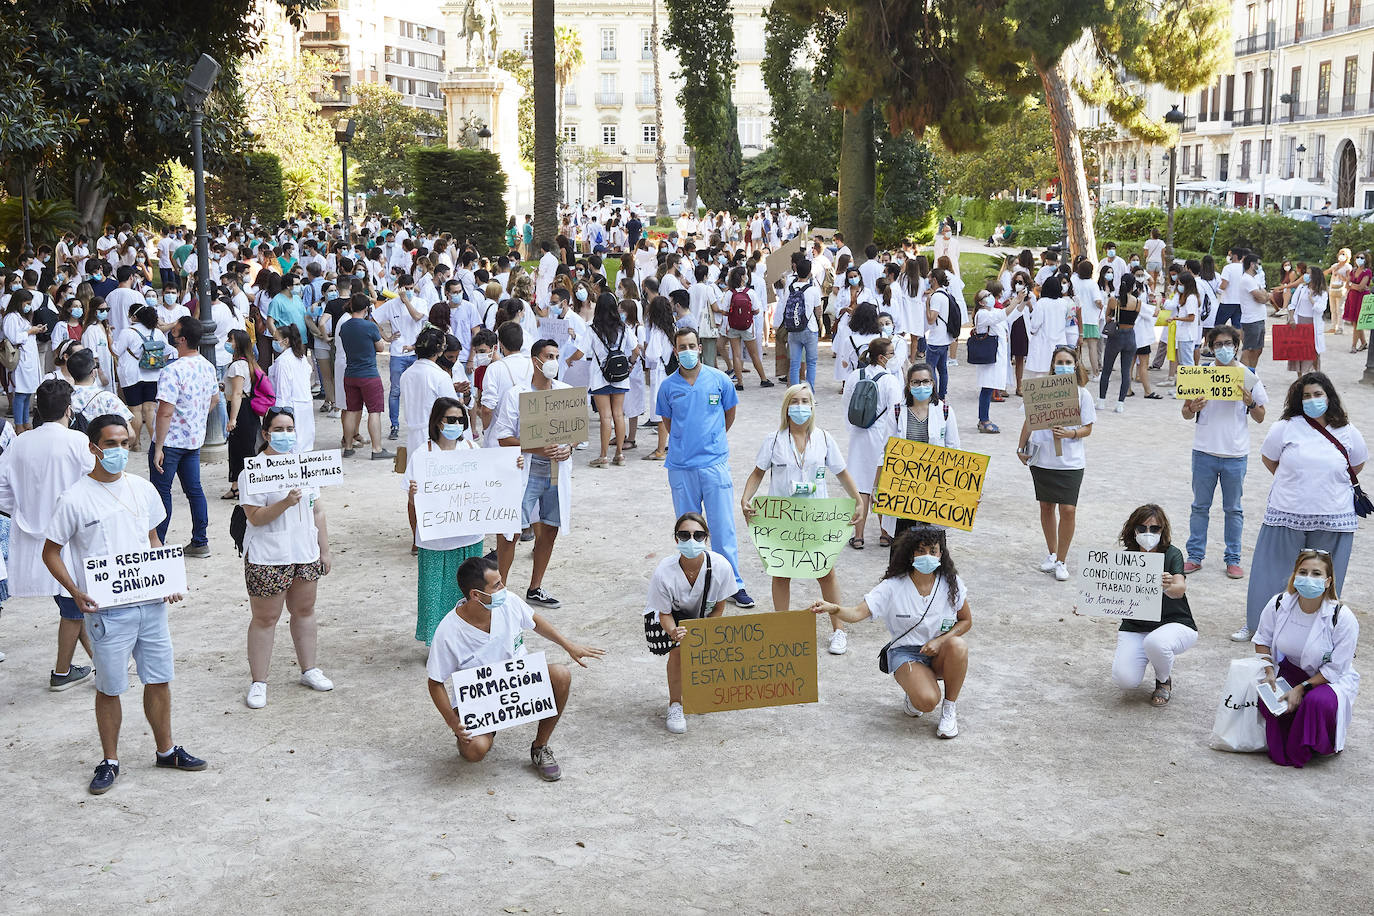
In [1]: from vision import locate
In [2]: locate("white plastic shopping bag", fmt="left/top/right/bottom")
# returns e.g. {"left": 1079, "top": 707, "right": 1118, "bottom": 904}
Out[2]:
{"left": 1209, "top": 657, "right": 1268, "bottom": 752}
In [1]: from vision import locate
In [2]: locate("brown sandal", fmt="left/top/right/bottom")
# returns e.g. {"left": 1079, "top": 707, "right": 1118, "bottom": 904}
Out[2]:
{"left": 1150, "top": 679, "right": 1172, "bottom": 706}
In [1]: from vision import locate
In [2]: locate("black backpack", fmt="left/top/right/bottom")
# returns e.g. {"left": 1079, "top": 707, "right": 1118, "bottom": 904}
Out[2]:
{"left": 597, "top": 330, "right": 631, "bottom": 383}
{"left": 229, "top": 505, "right": 247, "bottom": 556}
{"left": 935, "top": 289, "right": 962, "bottom": 339}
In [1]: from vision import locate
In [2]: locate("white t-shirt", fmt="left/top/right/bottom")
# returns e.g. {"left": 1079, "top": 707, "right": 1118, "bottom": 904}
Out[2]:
{"left": 1192, "top": 366, "right": 1266, "bottom": 458}
{"left": 1174, "top": 294, "right": 1200, "bottom": 343}
{"left": 1261, "top": 417, "right": 1368, "bottom": 528}
{"left": 480, "top": 353, "right": 534, "bottom": 413}
{"left": 1143, "top": 238, "right": 1166, "bottom": 264}
{"left": 46, "top": 474, "right": 167, "bottom": 607}
{"left": 863, "top": 573, "right": 967, "bottom": 650}
{"left": 643, "top": 551, "right": 738, "bottom": 620}
{"left": 115, "top": 326, "right": 168, "bottom": 385}
{"left": 400, "top": 358, "right": 459, "bottom": 454}
{"left": 405, "top": 440, "right": 483, "bottom": 551}
{"left": 425, "top": 595, "right": 537, "bottom": 682}
{"left": 925, "top": 289, "right": 959, "bottom": 346}
{"left": 753, "top": 429, "right": 847, "bottom": 498}
{"left": 774, "top": 281, "right": 822, "bottom": 333}
{"left": 104, "top": 286, "right": 144, "bottom": 337}
{"left": 1219, "top": 261, "right": 1245, "bottom": 305}
{"left": 1028, "top": 386, "right": 1096, "bottom": 471}
{"left": 238, "top": 480, "right": 322, "bottom": 566}
{"left": 587, "top": 325, "right": 639, "bottom": 392}
{"left": 377, "top": 295, "right": 426, "bottom": 356}
{"left": 1071, "top": 276, "right": 1105, "bottom": 327}
{"left": 688, "top": 283, "right": 715, "bottom": 338}
{"left": 1238, "top": 272, "right": 1267, "bottom": 323}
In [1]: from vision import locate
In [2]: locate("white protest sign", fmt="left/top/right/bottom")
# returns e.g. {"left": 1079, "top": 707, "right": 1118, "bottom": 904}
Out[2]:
{"left": 1075, "top": 548, "right": 1164, "bottom": 621}
{"left": 241, "top": 450, "right": 344, "bottom": 496}
{"left": 444, "top": 651, "right": 558, "bottom": 736}
{"left": 83, "top": 545, "right": 188, "bottom": 608}
{"left": 538, "top": 317, "right": 572, "bottom": 348}
{"left": 414, "top": 445, "right": 522, "bottom": 539}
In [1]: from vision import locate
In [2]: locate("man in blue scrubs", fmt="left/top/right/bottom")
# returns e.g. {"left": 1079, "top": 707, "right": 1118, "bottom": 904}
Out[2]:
{"left": 654, "top": 328, "right": 754, "bottom": 608}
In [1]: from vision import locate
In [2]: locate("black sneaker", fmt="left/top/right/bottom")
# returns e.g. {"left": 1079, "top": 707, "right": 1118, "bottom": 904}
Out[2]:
{"left": 526, "top": 587, "right": 561, "bottom": 608}
{"left": 50, "top": 665, "right": 93, "bottom": 692}
{"left": 388, "top": 426, "right": 399, "bottom": 441}
{"left": 89, "top": 760, "right": 119, "bottom": 795}
{"left": 154, "top": 745, "right": 207, "bottom": 771}
{"left": 760, "top": 379, "right": 775, "bottom": 388}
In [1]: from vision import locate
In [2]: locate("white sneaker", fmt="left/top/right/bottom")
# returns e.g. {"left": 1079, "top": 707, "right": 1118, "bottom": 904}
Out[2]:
{"left": 245, "top": 681, "right": 267, "bottom": 709}
{"left": 937, "top": 702, "right": 959, "bottom": 738}
{"left": 1095, "top": 397, "right": 1107, "bottom": 410}
{"left": 1229, "top": 626, "right": 1253, "bottom": 643}
{"left": 947, "top": 358, "right": 959, "bottom": 367}
{"left": 1038, "top": 553, "right": 1058, "bottom": 573}
{"left": 0, "top": 648, "right": 6, "bottom": 662}
{"left": 1113, "top": 402, "right": 1125, "bottom": 414}
{"left": 902, "top": 694, "right": 924, "bottom": 718}
{"left": 575, "top": 442, "right": 589, "bottom": 450}
{"left": 828, "top": 629, "right": 848, "bottom": 655}
{"left": 1053, "top": 561, "right": 1070, "bottom": 582}
{"left": 300, "top": 668, "right": 334, "bottom": 691}
{"left": 665, "top": 702, "right": 687, "bottom": 734}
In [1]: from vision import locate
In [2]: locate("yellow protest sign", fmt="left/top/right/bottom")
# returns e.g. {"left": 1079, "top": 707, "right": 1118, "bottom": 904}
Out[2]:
{"left": 1175, "top": 364, "right": 1244, "bottom": 400}
{"left": 873, "top": 438, "right": 988, "bottom": 532}
{"left": 681, "top": 611, "right": 819, "bottom": 714}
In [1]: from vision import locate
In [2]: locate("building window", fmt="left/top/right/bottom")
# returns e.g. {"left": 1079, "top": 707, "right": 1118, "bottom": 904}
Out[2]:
{"left": 562, "top": 125, "right": 577, "bottom": 143}
{"left": 602, "top": 124, "right": 617, "bottom": 147}
{"left": 1260, "top": 138, "right": 1272, "bottom": 174}
{"left": 1193, "top": 144, "right": 1203, "bottom": 177}
{"left": 641, "top": 28, "right": 653, "bottom": 60}
{"left": 1289, "top": 66, "right": 1301, "bottom": 117}
{"left": 739, "top": 117, "right": 763, "bottom": 149}
{"left": 601, "top": 28, "right": 617, "bottom": 60}
{"left": 642, "top": 123, "right": 658, "bottom": 144}
{"left": 1316, "top": 60, "right": 1331, "bottom": 113}
{"left": 1181, "top": 147, "right": 1191, "bottom": 174}
{"left": 1314, "top": 134, "right": 1326, "bottom": 179}
{"left": 1341, "top": 56, "right": 1357, "bottom": 111}
{"left": 522, "top": 30, "right": 533, "bottom": 57}
{"left": 1295, "top": 0, "right": 1306, "bottom": 40}
{"left": 1218, "top": 152, "right": 1229, "bottom": 181}
{"left": 1239, "top": 140, "right": 1252, "bottom": 178}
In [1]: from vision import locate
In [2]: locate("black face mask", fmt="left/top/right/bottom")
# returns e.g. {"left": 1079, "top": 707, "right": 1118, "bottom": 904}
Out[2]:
{"left": 436, "top": 355, "right": 456, "bottom": 372}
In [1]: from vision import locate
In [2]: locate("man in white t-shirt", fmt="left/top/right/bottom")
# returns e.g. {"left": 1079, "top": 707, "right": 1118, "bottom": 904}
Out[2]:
{"left": 479, "top": 322, "right": 534, "bottom": 429}
{"left": 424, "top": 555, "right": 602, "bottom": 781}
{"left": 1180, "top": 324, "right": 1266, "bottom": 581}
{"left": 156, "top": 231, "right": 179, "bottom": 287}
{"left": 776, "top": 259, "right": 824, "bottom": 389}
{"left": 536, "top": 241, "right": 558, "bottom": 309}
{"left": 1142, "top": 229, "right": 1167, "bottom": 281}
{"left": 1236, "top": 255, "right": 1270, "bottom": 368}
{"left": 1216, "top": 247, "right": 1246, "bottom": 329}
{"left": 44, "top": 413, "right": 206, "bottom": 795}
{"left": 1100, "top": 242, "right": 1129, "bottom": 297}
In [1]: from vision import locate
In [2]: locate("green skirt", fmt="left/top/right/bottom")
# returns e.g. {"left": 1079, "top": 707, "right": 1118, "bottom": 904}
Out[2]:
{"left": 416, "top": 542, "right": 484, "bottom": 646}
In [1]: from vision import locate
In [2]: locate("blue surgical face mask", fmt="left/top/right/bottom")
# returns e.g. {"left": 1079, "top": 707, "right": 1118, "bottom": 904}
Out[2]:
{"left": 1213, "top": 345, "right": 1236, "bottom": 365}
{"left": 1293, "top": 575, "right": 1327, "bottom": 599}
{"left": 911, "top": 554, "right": 941, "bottom": 574}
{"left": 271, "top": 339, "right": 284, "bottom": 353}
{"left": 98, "top": 446, "right": 129, "bottom": 474}
{"left": 676, "top": 538, "right": 707, "bottom": 559}
{"left": 1106, "top": 248, "right": 1116, "bottom": 257}
{"left": 1053, "top": 364, "right": 1075, "bottom": 375}
{"left": 97, "top": 309, "right": 109, "bottom": 321}
{"left": 787, "top": 404, "right": 812, "bottom": 425}
{"left": 909, "top": 383, "right": 933, "bottom": 402}
{"left": 549, "top": 304, "right": 563, "bottom": 317}
{"left": 1301, "top": 275, "right": 1311, "bottom": 285}
{"left": 450, "top": 293, "right": 463, "bottom": 303}
{"left": 224, "top": 341, "right": 235, "bottom": 355}
{"left": 440, "top": 422, "right": 465, "bottom": 440}
{"left": 21, "top": 302, "right": 33, "bottom": 313}
{"left": 848, "top": 276, "right": 860, "bottom": 287}
{"left": 163, "top": 293, "right": 177, "bottom": 306}
{"left": 677, "top": 348, "right": 699, "bottom": 370}
{"left": 575, "top": 288, "right": 588, "bottom": 302}
{"left": 269, "top": 430, "right": 297, "bottom": 453}
{"left": 70, "top": 307, "right": 83, "bottom": 319}
{"left": 1302, "top": 396, "right": 1328, "bottom": 419}
{"left": 479, "top": 587, "right": 508, "bottom": 610}
{"left": 880, "top": 325, "right": 894, "bottom": 338}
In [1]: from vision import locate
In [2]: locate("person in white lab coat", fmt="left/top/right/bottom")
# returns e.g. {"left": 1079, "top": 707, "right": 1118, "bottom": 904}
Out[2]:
{"left": 842, "top": 338, "right": 903, "bottom": 548}
{"left": 0, "top": 379, "right": 96, "bottom": 688}
{"left": 267, "top": 324, "right": 315, "bottom": 452}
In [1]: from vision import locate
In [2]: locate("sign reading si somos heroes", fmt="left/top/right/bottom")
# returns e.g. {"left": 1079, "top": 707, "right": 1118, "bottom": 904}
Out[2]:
{"left": 1175, "top": 365, "right": 1243, "bottom": 400}
{"left": 444, "top": 651, "right": 558, "bottom": 736}
{"left": 748, "top": 496, "right": 855, "bottom": 579}
{"left": 241, "top": 449, "right": 345, "bottom": 496}
{"left": 415, "top": 446, "right": 522, "bottom": 539}
{"left": 518, "top": 386, "right": 590, "bottom": 449}
{"left": 83, "top": 545, "right": 188, "bottom": 607}
{"left": 681, "top": 611, "right": 819, "bottom": 713}
{"left": 873, "top": 438, "right": 988, "bottom": 532}
{"left": 1075, "top": 549, "right": 1164, "bottom": 621}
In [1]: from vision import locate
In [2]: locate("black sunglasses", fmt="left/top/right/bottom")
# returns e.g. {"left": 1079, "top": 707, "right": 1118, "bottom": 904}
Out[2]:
{"left": 440, "top": 415, "right": 465, "bottom": 425}
{"left": 265, "top": 405, "right": 295, "bottom": 419}
{"left": 1135, "top": 524, "right": 1163, "bottom": 534}
{"left": 674, "top": 530, "right": 708, "bottom": 543}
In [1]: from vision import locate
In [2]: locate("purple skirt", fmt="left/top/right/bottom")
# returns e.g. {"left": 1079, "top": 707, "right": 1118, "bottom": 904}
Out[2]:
{"left": 1261, "top": 659, "right": 1339, "bottom": 767}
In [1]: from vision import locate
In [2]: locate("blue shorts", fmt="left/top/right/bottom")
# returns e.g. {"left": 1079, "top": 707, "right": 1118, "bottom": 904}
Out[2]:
{"left": 85, "top": 601, "right": 174, "bottom": 696}
{"left": 886, "top": 644, "right": 934, "bottom": 672}
{"left": 55, "top": 595, "right": 85, "bottom": 621}
{"left": 521, "top": 469, "right": 561, "bottom": 528}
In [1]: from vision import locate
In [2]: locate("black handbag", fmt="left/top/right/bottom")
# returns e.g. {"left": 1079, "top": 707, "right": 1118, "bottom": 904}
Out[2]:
{"left": 644, "top": 554, "right": 712, "bottom": 655}
{"left": 966, "top": 331, "right": 998, "bottom": 365}
{"left": 876, "top": 591, "right": 937, "bottom": 674}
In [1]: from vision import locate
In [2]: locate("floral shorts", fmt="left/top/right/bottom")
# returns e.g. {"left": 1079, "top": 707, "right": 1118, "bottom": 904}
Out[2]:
{"left": 244, "top": 559, "right": 326, "bottom": 598}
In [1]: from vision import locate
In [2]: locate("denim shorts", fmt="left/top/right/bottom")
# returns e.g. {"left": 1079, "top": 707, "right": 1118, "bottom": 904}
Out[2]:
{"left": 85, "top": 600, "right": 174, "bottom": 696}
{"left": 886, "top": 644, "right": 934, "bottom": 671}
{"left": 522, "top": 468, "right": 561, "bottom": 528}
{"left": 55, "top": 595, "right": 86, "bottom": 621}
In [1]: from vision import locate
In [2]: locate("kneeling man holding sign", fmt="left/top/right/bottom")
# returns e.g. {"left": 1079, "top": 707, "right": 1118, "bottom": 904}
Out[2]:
{"left": 426, "top": 556, "right": 604, "bottom": 781}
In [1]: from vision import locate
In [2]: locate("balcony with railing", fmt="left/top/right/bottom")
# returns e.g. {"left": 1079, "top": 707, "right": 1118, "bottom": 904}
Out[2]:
{"left": 1280, "top": 5, "right": 1372, "bottom": 44}
{"left": 595, "top": 91, "right": 623, "bottom": 107}
{"left": 635, "top": 90, "right": 655, "bottom": 107}
{"left": 601, "top": 47, "right": 617, "bottom": 61}
{"left": 1236, "top": 106, "right": 1274, "bottom": 127}
{"left": 635, "top": 144, "right": 656, "bottom": 158}
{"left": 1233, "top": 26, "right": 1277, "bottom": 55}
{"left": 313, "top": 89, "right": 355, "bottom": 105}
{"left": 302, "top": 29, "right": 345, "bottom": 45}
{"left": 563, "top": 89, "right": 578, "bottom": 107}
{"left": 1283, "top": 97, "right": 1374, "bottom": 122}
{"left": 1181, "top": 115, "right": 1198, "bottom": 132}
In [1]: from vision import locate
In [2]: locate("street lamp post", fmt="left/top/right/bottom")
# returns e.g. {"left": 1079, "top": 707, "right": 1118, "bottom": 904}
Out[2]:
{"left": 335, "top": 118, "right": 356, "bottom": 241}
{"left": 1164, "top": 105, "right": 1186, "bottom": 255}
{"left": 182, "top": 53, "right": 225, "bottom": 452}
{"left": 1296, "top": 143, "right": 1307, "bottom": 178}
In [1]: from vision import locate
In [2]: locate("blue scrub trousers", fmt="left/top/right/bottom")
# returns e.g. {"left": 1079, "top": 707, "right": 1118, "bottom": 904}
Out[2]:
{"left": 667, "top": 461, "right": 745, "bottom": 590}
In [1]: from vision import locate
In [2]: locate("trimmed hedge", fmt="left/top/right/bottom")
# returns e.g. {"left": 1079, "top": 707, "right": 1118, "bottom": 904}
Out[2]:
{"left": 1328, "top": 218, "right": 1374, "bottom": 262}
{"left": 939, "top": 195, "right": 1041, "bottom": 242}
{"left": 1094, "top": 205, "right": 1326, "bottom": 264}
{"left": 406, "top": 147, "right": 508, "bottom": 253}
{"left": 209, "top": 151, "right": 286, "bottom": 226}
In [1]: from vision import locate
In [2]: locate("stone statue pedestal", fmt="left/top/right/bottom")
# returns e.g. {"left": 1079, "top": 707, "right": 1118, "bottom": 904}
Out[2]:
{"left": 441, "top": 67, "right": 532, "bottom": 216}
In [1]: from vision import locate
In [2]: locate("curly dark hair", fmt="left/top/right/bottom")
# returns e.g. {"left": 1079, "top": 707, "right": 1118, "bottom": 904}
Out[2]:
{"left": 1281, "top": 371, "right": 1349, "bottom": 428}
{"left": 882, "top": 526, "right": 960, "bottom": 607}
{"left": 1119, "top": 503, "right": 1172, "bottom": 552}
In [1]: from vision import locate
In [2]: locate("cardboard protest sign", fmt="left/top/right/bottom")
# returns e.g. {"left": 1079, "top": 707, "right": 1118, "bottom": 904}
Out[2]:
{"left": 1175, "top": 365, "right": 1244, "bottom": 400}
{"left": 83, "top": 545, "right": 188, "bottom": 608}
{"left": 414, "top": 446, "right": 522, "bottom": 539}
{"left": 241, "top": 450, "right": 344, "bottom": 496}
{"left": 873, "top": 438, "right": 988, "bottom": 532}
{"left": 765, "top": 236, "right": 806, "bottom": 303}
{"left": 1271, "top": 323, "right": 1316, "bottom": 361}
{"left": 1358, "top": 297, "right": 1374, "bottom": 331}
{"left": 681, "top": 611, "right": 819, "bottom": 714}
{"left": 1075, "top": 548, "right": 1164, "bottom": 622}
{"left": 1022, "top": 374, "right": 1082, "bottom": 456}
{"left": 748, "top": 497, "right": 855, "bottom": 579}
{"left": 445, "top": 651, "right": 558, "bottom": 737}
{"left": 518, "top": 386, "right": 589, "bottom": 448}
{"left": 538, "top": 316, "right": 572, "bottom": 348}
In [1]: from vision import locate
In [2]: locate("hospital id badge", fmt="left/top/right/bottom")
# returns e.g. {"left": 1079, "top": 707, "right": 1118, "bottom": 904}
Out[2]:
{"left": 793, "top": 481, "right": 816, "bottom": 496}
{"left": 708, "top": 393, "right": 721, "bottom": 406}
{"left": 940, "top": 618, "right": 955, "bottom": 633}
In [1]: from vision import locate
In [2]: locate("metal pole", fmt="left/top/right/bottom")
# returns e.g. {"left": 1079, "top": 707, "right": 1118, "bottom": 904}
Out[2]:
{"left": 191, "top": 107, "right": 226, "bottom": 450}
{"left": 1167, "top": 147, "right": 1178, "bottom": 253}
{"left": 341, "top": 143, "right": 350, "bottom": 240}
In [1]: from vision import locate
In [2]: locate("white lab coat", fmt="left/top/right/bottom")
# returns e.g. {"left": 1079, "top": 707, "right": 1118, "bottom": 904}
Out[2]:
{"left": 1256, "top": 593, "right": 1360, "bottom": 751}
{"left": 0, "top": 423, "right": 94, "bottom": 596}
{"left": 269, "top": 348, "right": 316, "bottom": 452}
{"left": 841, "top": 366, "right": 902, "bottom": 494}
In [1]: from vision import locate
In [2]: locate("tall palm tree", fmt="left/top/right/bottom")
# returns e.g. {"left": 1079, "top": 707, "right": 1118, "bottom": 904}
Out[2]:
{"left": 554, "top": 25, "right": 583, "bottom": 201}
{"left": 532, "top": 0, "right": 558, "bottom": 245}
{"left": 651, "top": 0, "right": 668, "bottom": 218}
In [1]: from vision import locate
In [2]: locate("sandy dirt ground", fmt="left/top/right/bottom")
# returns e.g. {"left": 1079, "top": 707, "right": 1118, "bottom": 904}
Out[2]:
{"left": 2, "top": 311, "right": 1372, "bottom": 914}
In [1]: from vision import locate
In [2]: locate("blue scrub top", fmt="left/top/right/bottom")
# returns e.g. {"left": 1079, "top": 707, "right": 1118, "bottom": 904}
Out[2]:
{"left": 655, "top": 365, "right": 738, "bottom": 470}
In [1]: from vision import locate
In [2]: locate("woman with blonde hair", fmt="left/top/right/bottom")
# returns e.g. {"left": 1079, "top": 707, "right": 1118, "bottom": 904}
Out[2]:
{"left": 739, "top": 384, "right": 861, "bottom": 655}
{"left": 1324, "top": 247, "right": 1352, "bottom": 334}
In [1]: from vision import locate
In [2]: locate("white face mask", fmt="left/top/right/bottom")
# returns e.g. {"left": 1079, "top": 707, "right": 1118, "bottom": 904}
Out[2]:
{"left": 539, "top": 357, "right": 559, "bottom": 380}
{"left": 1136, "top": 532, "right": 1161, "bottom": 551}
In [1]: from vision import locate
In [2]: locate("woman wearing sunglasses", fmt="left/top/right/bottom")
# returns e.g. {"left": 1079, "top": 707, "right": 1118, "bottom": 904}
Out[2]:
{"left": 1105, "top": 504, "right": 1196, "bottom": 706}
{"left": 238, "top": 406, "right": 333, "bottom": 709}
{"left": 644, "top": 512, "right": 738, "bottom": 735}
{"left": 1252, "top": 549, "right": 1360, "bottom": 767}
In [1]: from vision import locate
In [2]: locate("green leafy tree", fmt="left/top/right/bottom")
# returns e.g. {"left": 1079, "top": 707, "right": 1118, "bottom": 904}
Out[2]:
{"left": 931, "top": 101, "right": 1059, "bottom": 199}
{"left": 761, "top": 9, "right": 841, "bottom": 198}
{"left": 208, "top": 151, "right": 287, "bottom": 225}
{"left": 407, "top": 148, "right": 508, "bottom": 252}
{"left": 663, "top": 0, "right": 738, "bottom": 211}
{"left": 343, "top": 83, "right": 446, "bottom": 200}
{"left": 239, "top": 48, "right": 338, "bottom": 215}
{"left": 739, "top": 148, "right": 788, "bottom": 206}
{"left": 875, "top": 130, "right": 939, "bottom": 245}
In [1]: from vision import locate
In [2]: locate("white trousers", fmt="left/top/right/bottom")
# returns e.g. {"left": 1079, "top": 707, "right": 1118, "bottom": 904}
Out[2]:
{"left": 1111, "top": 623, "right": 1198, "bottom": 687}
